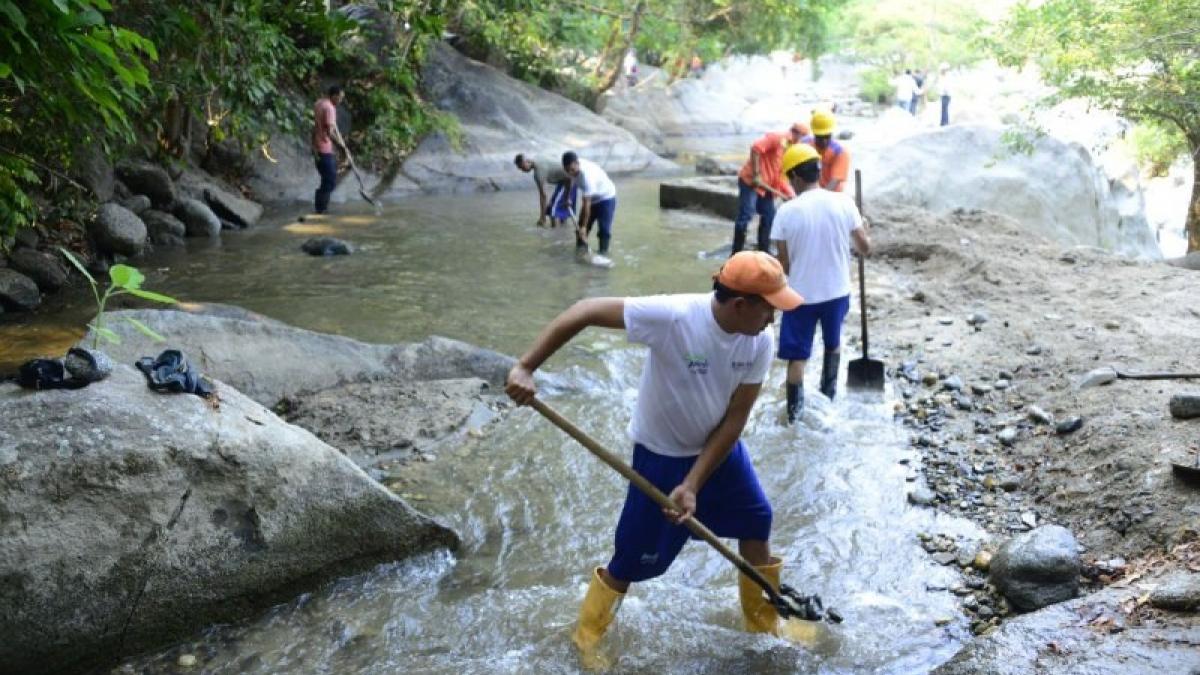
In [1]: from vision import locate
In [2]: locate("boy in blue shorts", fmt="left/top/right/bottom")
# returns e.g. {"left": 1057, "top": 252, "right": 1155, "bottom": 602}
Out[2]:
{"left": 771, "top": 144, "right": 871, "bottom": 422}
{"left": 505, "top": 251, "right": 803, "bottom": 666}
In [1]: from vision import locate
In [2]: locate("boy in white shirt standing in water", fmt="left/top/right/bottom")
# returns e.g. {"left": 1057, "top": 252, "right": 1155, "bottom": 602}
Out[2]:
{"left": 562, "top": 151, "right": 618, "bottom": 256}
{"left": 771, "top": 144, "right": 871, "bottom": 423}
{"left": 504, "top": 251, "right": 803, "bottom": 667}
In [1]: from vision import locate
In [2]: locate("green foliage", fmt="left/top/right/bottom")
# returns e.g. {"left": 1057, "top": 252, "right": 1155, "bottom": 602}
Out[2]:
{"left": 858, "top": 69, "right": 893, "bottom": 103}
{"left": 832, "top": 0, "right": 987, "bottom": 72}
{"left": 1128, "top": 122, "right": 1188, "bottom": 178}
{"left": 0, "top": 0, "right": 156, "bottom": 240}
{"left": 59, "top": 248, "right": 176, "bottom": 348}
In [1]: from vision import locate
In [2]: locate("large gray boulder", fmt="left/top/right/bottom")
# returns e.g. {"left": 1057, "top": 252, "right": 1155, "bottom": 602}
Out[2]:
{"left": 855, "top": 125, "right": 1160, "bottom": 259}
{"left": 933, "top": 584, "right": 1200, "bottom": 675}
{"left": 178, "top": 169, "right": 263, "bottom": 228}
{"left": 85, "top": 309, "right": 519, "bottom": 407}
{"left": 0, "top": 268, "right": 41, "bottom": 311}
{"left": 8, "top": 247, "right": 68, "bottom": 291}
{"left": 0, "top": 365, "right": 457, "bottom": 675}
{"left": 989, "top": 525, "right": 1081, "bottom": 612}
{"left": 115, "top": 160, "right": 176, "bottom": 208}
{"left": 400, "top": 42, "right": 674, "bottom": 193}
{"left": 91, "top": 203, "right": 147, "bottom": 256}
{"left": 174, "top": 197, "right": 222, "bottom": 238}
{"left": 72, "top": 146, "right": 115, "bottom": 202}
{"left": 141, "top": 209, "right": 187, "bottom": 247}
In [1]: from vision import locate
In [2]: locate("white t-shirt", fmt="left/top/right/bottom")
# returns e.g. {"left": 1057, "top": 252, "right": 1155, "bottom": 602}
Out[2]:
{"left": 577, "top": 158, "right": 617, "bottom": 202}
{"left": 893, "top": 73, "right": 915, "bottom": 101}
{"left": 771, "top": 188, "right": 862, "bottom": 305}
{"left": 624, "top": 294, "right": 772, "bottom": 458}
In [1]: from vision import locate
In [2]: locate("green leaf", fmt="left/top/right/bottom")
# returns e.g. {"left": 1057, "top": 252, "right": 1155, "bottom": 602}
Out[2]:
{"left": 124, "top": 317, "right": 166, "bottom": 342}
{"left": 58, "top": 247, "right": 96, "bottom": 286}
{"left": 0, "top": 62, "right": 10, "bottom": 78}
{"left": 126, "top": 288, "right": 177, "bottom": 304}
{"left": 109, "top": 264, "right": 144, "bottom": 290}
{"left": 93, "top": 326, "right": 122, "bottom": 344}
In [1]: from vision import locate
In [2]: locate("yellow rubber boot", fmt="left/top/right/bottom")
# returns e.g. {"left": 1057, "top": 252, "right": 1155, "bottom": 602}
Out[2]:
{"left": 572, "top": 567, "right": 625, "bottom": 670}
{"left": 738, "top": 556, "right": 783, "bottom": 634}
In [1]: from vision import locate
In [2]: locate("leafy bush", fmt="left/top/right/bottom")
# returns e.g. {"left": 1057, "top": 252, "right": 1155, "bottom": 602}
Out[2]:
{"left": 1128, "top": 123, "right": 1187, "bottom": 178}
{"left": 59, "top": 248, "right": 177, "bottom": 348}
{"left": 859, "top": 68, "right": 892, "bottom": 104}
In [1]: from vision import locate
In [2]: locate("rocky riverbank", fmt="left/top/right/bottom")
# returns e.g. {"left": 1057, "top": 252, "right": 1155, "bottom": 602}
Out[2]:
{"left": 859, "top": 202, "right": 1200, "bottom": 668}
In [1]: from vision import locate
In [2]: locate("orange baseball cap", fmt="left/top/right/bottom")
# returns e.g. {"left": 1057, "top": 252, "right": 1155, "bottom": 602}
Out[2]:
{"left": 714, "top": 251, "right": 804, "bottom": 311}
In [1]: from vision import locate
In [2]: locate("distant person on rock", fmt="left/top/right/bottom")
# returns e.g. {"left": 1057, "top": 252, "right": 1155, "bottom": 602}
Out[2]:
{"left": 514, "top": 153, "right": 576, "bottom": 228}
{"left": 771, "top": 143, "right": 871, "bottom": 422}
{"left": 563, "top": 151, "right": 617, "bottom": 255}
{"left": 690, "top": 54, "right": 704, "bottom": 78}
{"left": 803, "top": 109, "right": 851, "bottom": 193}
{"left": 938, "top": 63, "right": 953, "bottom": 126}
{"left": 312, "top": 85, "right": 350, "bottom": 214}
{"left": 911, "top": 69, "right": 926, "bottom": 115}
{"left": 504, "top": 250, "right": 803, "bottom": 668}
{"left": 731, "top": 123, "right": 808, "bottom": 254}
{"left": 892, "top": 70, "right": 917, "bottom": 114}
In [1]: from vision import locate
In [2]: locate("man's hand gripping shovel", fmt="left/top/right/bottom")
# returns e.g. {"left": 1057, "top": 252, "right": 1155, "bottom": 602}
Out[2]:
{"left": 526, "top": 397, "right": 842, "bottom": 645}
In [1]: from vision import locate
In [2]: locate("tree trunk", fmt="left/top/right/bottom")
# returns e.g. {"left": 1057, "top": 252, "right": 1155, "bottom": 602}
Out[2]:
{"left": 594, "top": 0, "right": 646, "bottom": 101}
{"left": 1189, "top": 146, "right": 1200, "bottom": 253}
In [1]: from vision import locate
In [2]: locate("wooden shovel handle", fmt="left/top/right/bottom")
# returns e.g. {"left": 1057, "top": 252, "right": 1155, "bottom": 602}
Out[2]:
{"left": 528, "top": 398, "right": 783, "bottom": 602}
{"left": 855, "top": 169, "right": 869, "bottom": 359}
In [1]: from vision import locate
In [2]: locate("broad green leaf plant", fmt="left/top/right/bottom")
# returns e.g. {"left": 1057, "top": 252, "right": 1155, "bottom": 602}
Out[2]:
{"left": 59, "top": 248, "right": 177, "bottom": 348}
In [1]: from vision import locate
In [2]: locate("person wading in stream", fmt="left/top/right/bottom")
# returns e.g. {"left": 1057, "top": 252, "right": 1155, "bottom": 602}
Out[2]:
{"left": 562, "top": 151, "right": 617, "bottom": 255}
{"left": 731, "top": 123, "right": 807, "bottom": 255}
{"left": 312, "top": 85, "right": 352, "bottom": 214}
{"left": 504, "top": 251, "right": 803, "bottom": 667}
{"left": 803, "top": 109, "right": 851, "bottom": 193}
{"left": 514, "top": 153, "right": 576, "bottom": 228}
{"left": 771, "top": 143, "right": 871, "bottom": 423}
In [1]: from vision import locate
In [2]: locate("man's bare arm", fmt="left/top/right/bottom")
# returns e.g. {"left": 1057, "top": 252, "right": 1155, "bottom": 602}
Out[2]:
{"left": 665, "top": 383, "right": 761, "bottom": 521}
{"left": 774, "top": 239, "right": 791, "bottom": 275}
{"left": 505, "top": 298, "right": 625, "bottom": 404}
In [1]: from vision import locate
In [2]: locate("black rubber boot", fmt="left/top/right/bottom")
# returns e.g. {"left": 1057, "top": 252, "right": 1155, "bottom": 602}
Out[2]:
{"left": 786, "top": 383, "right": 803, "bottom": 424}
{"left": 820, "top": 351, "right": 841, "bottom": 400}
{"left": 598, "top": 236, "right": 611, "bottom": 255}
{"left": 732, "top": 229, "right": 747, "bottom": 254}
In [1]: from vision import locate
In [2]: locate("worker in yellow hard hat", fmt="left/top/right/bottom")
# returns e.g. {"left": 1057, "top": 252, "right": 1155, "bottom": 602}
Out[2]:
{"left": 771, "top": 142, "right": 871, "bottom": 422}
{"left": 803, "top": 109, "right": 851, "bottom": 193}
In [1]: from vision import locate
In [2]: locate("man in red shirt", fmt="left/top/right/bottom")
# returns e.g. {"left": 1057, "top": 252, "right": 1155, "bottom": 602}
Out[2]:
{"left": 312, "top": 85, "right": 351, "bottom": 214}
{"left": 805, "top": 110, "right": 850, "bottom": 192}
{"left": 731, "top": 123, "right": 807, "bottom": 254}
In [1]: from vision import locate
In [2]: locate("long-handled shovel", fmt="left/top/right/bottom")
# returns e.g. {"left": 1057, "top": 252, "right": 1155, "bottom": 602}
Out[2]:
{"left": 846, "top": 169, "right": 885, "bottom": 392}
{"left": 529, "top": 397, "right": 842, "bottom": 627}
{"left": 345, "top": 154, "right": 378, "bottom": 207}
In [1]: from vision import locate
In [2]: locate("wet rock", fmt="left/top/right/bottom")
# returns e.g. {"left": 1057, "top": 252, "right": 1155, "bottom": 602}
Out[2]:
{"left": 956, "top": 548, "right": 976, "bottom": 567}
{"left": 63, "top": 348, "right": 113, "bottom": 383}
{"left": 970, "top": 383, "right": 993, "bottom": 396}
{"left": 908, "top": 486, "right": 937, "bottom": 506}
{"left": 90, "top": 203, "right": 147, "bottom": 257}
{"left": 121, "top": 194, "right": 152, "bottom": 214}
{"left": 1027, "top": 406, "right": 1053, "bottom": 425}
{"left": 0, "top": 268, "right": 41, "bottom": 311}
{"left": 933, "top": 551, "right": 957, "bottom": 566}
{"left": 997, "top": 427, "right": 1018, "bottom": 446}
{"left": 1148, "top": 572, "right": 1200, "bottom": 611}
{"left": 942, "top": 375, "right": 964, "bottom": 392}
{"left": 694, "top": 155, "right": 739, "bottom": 176}
{"left": 999, "top": 475, "right": 1022, "bottom": 492}
{"left": 994, "top": 379, "right": 1010, "bottom": 391}
{"left": 1168, "top": 393, "right": 1200, "bottom": 420}
{"left": 8, "top": 248, "right": 68, "bottom": 291}
{"left": 923, "top": 373, "right": 939, "bottom": 387}
{"left": 1077, "top": 366, "right": 1118, "bottom": 388}
{"left": 1025, "top": 345, "right": 1042, "bottom": 356}
{"left": 1055, "top": 416, "right": 1084, "bottom": 435}
{"left": 198, "top": 182, "right": 263, "bottom": 228}
{"left": 952, "top": 393, "right": 974, "bottom": 411}
{"left": 966, "top": 312, "right": 989, "bottom": 327}
{"left": 973, "top": 550, "right": 993, "bottom": 571}
{"left": 990, "top": 525, "right": 1081, "bottom": 612}
{"left": 938, "top": 316, "right": 955, "bottom": 325}
{"left": 142, "top": 209, "right": 187, "bottom": 246}
{"left": 1103, "top": 319, "right": 1121, "bottom": 330}
{"left": 301, "top": 237, "right": 353, "bottom": 256}
{"left": 71, "top": 146, "right": 115, "bottom": 202}
{"left": 115, "top": 159, "right": 175, "bottom": 207}
{"left": 174, "top": 198, "right": 222, "bottom": 238}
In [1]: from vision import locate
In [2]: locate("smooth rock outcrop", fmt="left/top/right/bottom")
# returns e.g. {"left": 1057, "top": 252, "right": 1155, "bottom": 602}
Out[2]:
{"left": 174, "top": 197, "right": 222, "bottom": 238}
{"left": 178, "top": 169, "right": 263, "bottom": 228}
{"left": 0, "top": 268, "right": 41, "bottom": 311}
{"left": 855, "top": 125, "right": 1160, "bottom": 259}
{"left": 659, "top": 176, "right": 739, "bottom": 220}
{"left": 91, "top": 203, "right": 147, "bottom": 256}
{"left": 115, "top": 160, "right": 176, "bottom": 208}
{"left": 0, "top": 365, "right": 457, "bottom": 675}
{"left": 990, "top": 525, "right": 1081, "bottom": 612}
{"left": 8, "top": 247, "right": 68, "bottom": 291}
{"left": 86, "top": 309, "right": 519, "bottom": 406}
{"left": 933, "top": 584, "right": 1200, "bottom": 675}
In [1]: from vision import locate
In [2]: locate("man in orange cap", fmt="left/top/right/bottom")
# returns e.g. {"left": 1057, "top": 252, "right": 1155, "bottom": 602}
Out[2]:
{"left": 505, "top": 251, "right": 803, "bottom": 666}
{"left": 731, "top": 123, "right": 808, "bottom": 254}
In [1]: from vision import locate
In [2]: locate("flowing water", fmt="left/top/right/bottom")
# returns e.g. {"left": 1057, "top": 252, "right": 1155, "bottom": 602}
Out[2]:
{"left": 4, "top": 177, "right": 982, "bottom": 674}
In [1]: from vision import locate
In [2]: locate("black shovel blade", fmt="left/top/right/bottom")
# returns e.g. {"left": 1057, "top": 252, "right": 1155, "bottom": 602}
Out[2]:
{"left": 847, "top": 357, "right": 885, "bottom": 392}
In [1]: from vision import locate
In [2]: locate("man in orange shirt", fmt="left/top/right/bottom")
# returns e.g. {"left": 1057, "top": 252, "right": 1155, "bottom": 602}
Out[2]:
{"left": 805, "top": 110, "right": 850, "bottom": 193}
{"left": 731, "top": 123, "right": 807, "bottom": 254}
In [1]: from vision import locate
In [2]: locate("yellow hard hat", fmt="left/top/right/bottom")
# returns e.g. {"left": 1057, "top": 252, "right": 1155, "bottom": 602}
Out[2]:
{"left": 781, "top": 143, "right": 820, "bottom": 175}
{"left": 811, "top": 109, "right": 836, "bottom": 136}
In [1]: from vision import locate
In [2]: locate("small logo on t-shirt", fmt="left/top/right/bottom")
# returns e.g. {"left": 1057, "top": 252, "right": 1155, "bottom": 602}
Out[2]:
{"left": 731, "top": 359, "right": 754, "bottom": 370}
{"left": 685, "top": 353, "right": 709, "bottom": 375}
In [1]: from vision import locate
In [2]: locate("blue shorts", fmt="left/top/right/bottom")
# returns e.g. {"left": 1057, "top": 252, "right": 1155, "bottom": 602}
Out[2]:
{"left": 606, "top": 441, "right": 772, "bottom": 583}
{"left": 778, "top": 295, "right": 851, "bottom": 361}
{"left": 545, "top": 181, "right": 577, "bottom": 220}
